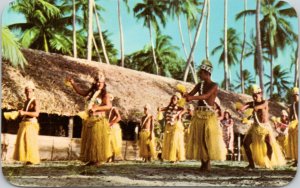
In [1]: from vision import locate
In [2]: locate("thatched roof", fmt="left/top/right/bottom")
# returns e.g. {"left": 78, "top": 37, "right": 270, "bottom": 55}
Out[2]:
{"left": 2, "top": 49, "right": 286, "bottom": 133}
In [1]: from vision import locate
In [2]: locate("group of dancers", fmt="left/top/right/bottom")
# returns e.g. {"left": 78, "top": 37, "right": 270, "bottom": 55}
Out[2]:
{"left": 4, "top": 59, "right": 298, "bottom": 171}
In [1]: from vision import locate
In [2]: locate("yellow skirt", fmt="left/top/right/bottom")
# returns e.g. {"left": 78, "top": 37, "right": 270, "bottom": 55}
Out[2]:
{"left": 162, "top": 121, "right": 185, "bottom": 161}
{"left": 110, "top": 123, "right": 122, "bottom": 157}
{"left": 276, "top": 134, "right": 288, "bottom": 157}
{"left": 246, "top": 123, "right": 286, "bottom": 168}
{"left": 13, "top": 121, "right": 40, "bottom": 164}
{"left": 184, "top": 125, "right": 190, "bottom": 152}
{"left": 139, "top": 130, "right": 156, "bottom": 159}
{"left": 287, "top": 120, "right": 298, "bottom": 160}
{"left": 80, "top": 116, "right": 112, "bottom": 163}
{"left": 186, "top": 110, "right": 227, "bottom": 161}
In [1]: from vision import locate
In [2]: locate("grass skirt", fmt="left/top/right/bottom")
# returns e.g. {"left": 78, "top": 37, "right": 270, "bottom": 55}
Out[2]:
{"left": 246, "top": 123, "right": 286, "bottom": 168}
{"left": 13, "top": 121, "right": 40, "bottom": 164}
{"left": 184, "top": 125, "right": 190, "bottom": 153}
{"left": 139, "top": 130, "right": 156, "bottom": 158}
{"left": 287, "top": 120, "right": 298, "bottom": 160}
{"left": 162, "top": 121, "right": 185, "bottom": 161}
{"left": 276, "top": 134, "right": 288, "bottom": 157}
{"left": 186, "top": 110, "right": 226, "bottom": 161}
{"left": 110, "top": 123, "right": 122, "bottom": 157}
{"left": 80, "top": 116, "right": 112, "bottom": 163}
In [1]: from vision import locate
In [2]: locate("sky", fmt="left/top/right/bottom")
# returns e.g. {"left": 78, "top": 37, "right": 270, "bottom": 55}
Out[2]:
{"left": 1, "top": 0, "right": 299, "bottom": 95}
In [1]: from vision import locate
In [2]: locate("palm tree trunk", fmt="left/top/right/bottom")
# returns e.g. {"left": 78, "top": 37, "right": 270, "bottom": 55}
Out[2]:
{"left": 224, "top": 0, "right": 229, "bottom": 91}
{"left": 92, "top": 35, "right": 103, "bottom": 63}
{"left": 87, "top": 0, "right": 93, "bottom": 61}
{"left": 177, "top": 15, "right": 197, "bottom": 83}
{"left": 240, "top": 0, "right": 247, "bottom": 94}
{"left": 93, "top": 1, "right": 110, "bottom": 64}
{"left": 270, "top": 53, "right": 273, "bottom": 97}
{"left": 296, "top": 59, "right": 299, "bottom": 87}
{"left": 43, "top": 34, "right": 49, "bottom": 52}
{"left": 118, "top": 0, "right": 125, "bottom": 67}
{"left": 183, "top": 0, "right": 207, "bottom": 81}
{"left": 205, "top": 0, "right": 210, "bottom": 59}
{"left": 148, "top": 20, "right": 159, "bottom": 75}
{"left": 256, "top": 0, "right": 264, "bottom": 93}
{"left": 187, "top": 22, "right": 197, "bottom": 77}
{"left": 295, "top": 46, "right": 299, "bottom": 87}
{"left": 72, "top": 0, "right": 77, "bottom": 58}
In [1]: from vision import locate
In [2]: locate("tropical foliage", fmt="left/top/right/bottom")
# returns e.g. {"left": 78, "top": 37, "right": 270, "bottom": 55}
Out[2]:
{"left": 1, "top": 0, "right": 298, "bottom": 102}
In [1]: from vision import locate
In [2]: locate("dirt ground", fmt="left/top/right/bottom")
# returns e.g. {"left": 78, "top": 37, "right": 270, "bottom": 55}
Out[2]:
{"left": 1, "top": 160, "right": 297, "bottom": 187}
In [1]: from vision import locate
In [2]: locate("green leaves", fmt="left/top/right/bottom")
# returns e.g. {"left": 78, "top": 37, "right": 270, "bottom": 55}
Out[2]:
{"left": 1, "top": 27, "right": 27, "bottom": 68}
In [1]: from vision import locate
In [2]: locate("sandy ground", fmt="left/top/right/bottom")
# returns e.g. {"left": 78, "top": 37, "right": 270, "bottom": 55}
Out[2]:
{"left": 1, "top": 160, "right": 297, "bottom": 187}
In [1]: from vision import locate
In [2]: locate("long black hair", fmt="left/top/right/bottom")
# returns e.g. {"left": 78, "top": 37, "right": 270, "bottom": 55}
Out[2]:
{"left": 87, "top": 82, "right": 107, "bottom": 101}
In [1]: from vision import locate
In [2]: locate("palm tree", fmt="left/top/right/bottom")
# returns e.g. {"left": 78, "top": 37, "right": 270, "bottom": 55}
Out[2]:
{"left": 256, "top": 0, "right": 264, "bottom": 93}
{"left": 205, "top": 0, "right": 210, "bottom": 60}
{"left": 234, "top": 70, "right": 255, "bottom": 94}
{"left": 239, "top": 0, "right": 247, "bottom": 94}
{"left": 72, "top": 0, "right": 77, "bottom": 58}
{"left": 183, "top": 0, "right": 207, "bottom": 81}
{"left": 125, "top": 31, "right": 182, "bottom": 78}
{"left": 87, "top": 0, "right": 93, "bottom": 60}
{"left": 1, "top": 27, "right": 27, "bottom": 68}
{"left": 261, "top": 0, "right": 297, "bottom": 97}
{"left": 93, "top": 30, "right": 118, "bottom": 63}
{"left": 212, "top": 28, "right": 241, "bottom": 90}
{"left": 93, "top": 1, "right": 110, "bottom": 64}
{"left": 134, "top": 0, "right": 167, "bottom": 75}
{"left": 117, "top": 0, "right": 129, "bottom": 67}
{"left": 224, "top": 0, "right": 229, "bottom": 90}
{"left": 265, "top": 65, "right": 292, "bottom": 98}
{"left": 167, "top": 0, "right": 199, "bottom": 83}
{"left": 236, "top": 0, "right": 297, "bottom": 95}
{"left": 9, "top": 0, "right": 74, "bottom": 55}
{"left": 290, "top": 46, "right": 299, "bottom": 87}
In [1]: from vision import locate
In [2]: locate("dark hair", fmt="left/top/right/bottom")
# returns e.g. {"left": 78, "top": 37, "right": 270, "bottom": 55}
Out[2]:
{"left": 87, "top": 83, "right": 107, "bottom": 101}
{"left": 167, "top": 95, "right": 178, "bottom": 107}
{"left": 224, "top": 111, "right": 232, "bottom": 119}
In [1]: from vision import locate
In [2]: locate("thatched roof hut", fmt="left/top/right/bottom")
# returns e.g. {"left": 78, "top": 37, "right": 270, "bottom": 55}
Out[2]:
{"left": 2, "top": 49, "right": 286, "bottom": 134}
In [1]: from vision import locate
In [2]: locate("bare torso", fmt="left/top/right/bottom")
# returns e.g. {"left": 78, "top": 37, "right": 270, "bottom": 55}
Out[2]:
{"left": 141, "top": 115, "right": 152, "bottom": 130}
{"left": 198, "top": 81, "right": 218, "bottom": 106}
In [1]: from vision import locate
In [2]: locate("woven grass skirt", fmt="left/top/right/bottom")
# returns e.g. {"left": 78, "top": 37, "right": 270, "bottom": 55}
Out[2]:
{"left": 186, "top": 110, "right": 226, "bottom": 161}
{"left": 80, "top": 116, "right": 112, "bottom": 163}
{"left": 13, "top": 121, "right": 40, "bottom": 164}
{"left": 162, "top": 121, "right": 185, "bottom": 161}
{"left": 246, "top": 123, "right": 286, "bottom": 168}
{"left": 110, "top": 123, "right": 122, "bottom": 157}
{"left": 139, "top": 130, "right": 156, "bottom": 159}
{"left": 287, "top": 120, "right": 298, "bottom": 160}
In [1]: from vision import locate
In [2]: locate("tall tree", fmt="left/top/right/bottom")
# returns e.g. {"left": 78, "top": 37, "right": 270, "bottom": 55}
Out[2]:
{"left": 9, "top": 0, "right": 74, "bottom": 54}
{"left": 117, "top": 0, "right": 129, "bottom": 67}
{"left": 212, "top": 28, "right": 241, "bottom": 90}
{"left": 125, "top": 31, "right": 182, "bottom": 78}
{"left": 224, "top": 0, "right": 229, "bottom": 90}
{"left": 183, "top": 0, "right": 207, "bottom": 81}
{"left": 239, "top": 0, "right": 247, "bottom": 94}
{"left": 134, "top": 0, "right": 167, "bottom": 75}
{"left": 87, "top": 0, "right": 93, "bottom": 60}
{"left": 234, "top": 70, "right": 256, "bottom": 94}
{"left": 265, "top": 65, "right": 292, "bottom": 98}
{"left": 167, "top": 0, "right": 199, "bottom": 83}
{"left": 72, "top": 0, "right": 77, "bottom": 58}
{"left": 205, "top": 0, "right": 210, "bottom": 59}
{"left": 256, "top": 0, "right": 264, "bottom": 93}
{"left": 93, "top": 1, "right": 110, "bottom": 64}
{"left": 1, "top": 27, "right": 27, "bottom": 68}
